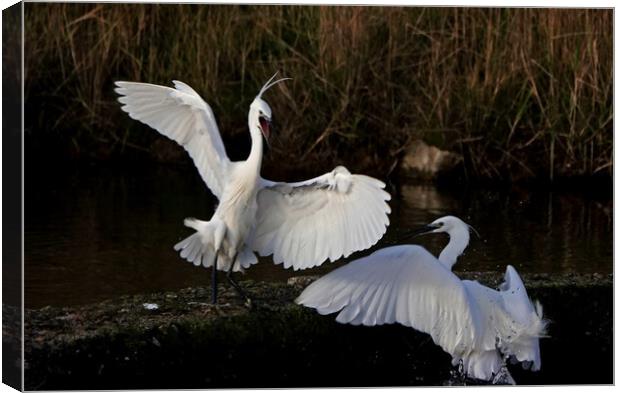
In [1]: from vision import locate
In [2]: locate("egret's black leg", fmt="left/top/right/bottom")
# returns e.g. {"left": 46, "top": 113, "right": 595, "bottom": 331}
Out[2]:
{"left": 226, "top": 255, "right": 253, "bottom": 307}
{"left": 211, "top": 255, "right": 218, "bottom": 304}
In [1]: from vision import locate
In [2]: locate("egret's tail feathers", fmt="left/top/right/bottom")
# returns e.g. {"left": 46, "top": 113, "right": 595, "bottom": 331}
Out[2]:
{"left": 174, "top": 217, "right": 230, "bottom": 272}
{"left": 174, "top": 218, "right": 258, "bottom": 273}
{"left": 174, "top": 232, "right": 217, "bottom": 269}
{"left": 183, "top": 217, "right": 204, "bottom": 232}
{"left": 184, "top": 217, "right": 227, "bottom": 249}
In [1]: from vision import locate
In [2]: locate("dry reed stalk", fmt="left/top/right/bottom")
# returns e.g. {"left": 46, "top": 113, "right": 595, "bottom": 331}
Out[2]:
{"left": 24, "top": 4, "right": 612, "bottom": 181}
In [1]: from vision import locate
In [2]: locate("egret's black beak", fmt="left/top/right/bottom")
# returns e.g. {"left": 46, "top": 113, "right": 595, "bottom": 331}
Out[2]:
{"left": 398, "top": 223, "right": 439, "bottom": 241}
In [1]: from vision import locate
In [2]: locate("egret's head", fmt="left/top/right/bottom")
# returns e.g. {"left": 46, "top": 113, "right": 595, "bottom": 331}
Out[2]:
{"left": 250, "top": 72, "right": 291, "bottom": 141}
{"left": 428, "top": 216, "right": 466, "bottom": 234}
{"left": 250, "top": 98, "right": 273, "bottom": 140}
{"left": 408, "top": 215, "right": 477, "bottom": 237}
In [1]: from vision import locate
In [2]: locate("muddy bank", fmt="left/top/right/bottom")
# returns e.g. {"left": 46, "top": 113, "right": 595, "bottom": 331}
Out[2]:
{"left": 25, "top": 273, "right": 612, "bottom": 389}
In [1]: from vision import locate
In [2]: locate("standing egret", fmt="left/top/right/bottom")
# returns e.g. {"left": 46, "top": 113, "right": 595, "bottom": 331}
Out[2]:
{"left": 296, "top": 216, "right": 546, "bottom": 383}
{"left": 114, "top": 74, "right": 391, "bottom": 304}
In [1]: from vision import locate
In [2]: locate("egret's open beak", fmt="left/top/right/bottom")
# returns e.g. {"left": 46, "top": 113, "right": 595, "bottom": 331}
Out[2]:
{"left": 259, "top": 117, "right": 271, "bottom": 141}
{"left": 259, "top": 116, "right": 272, "bottom": 151}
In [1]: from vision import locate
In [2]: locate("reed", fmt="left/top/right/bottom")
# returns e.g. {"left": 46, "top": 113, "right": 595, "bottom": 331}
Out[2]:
{"left": 24, "top": 4, "right": 612, "bottom": 181}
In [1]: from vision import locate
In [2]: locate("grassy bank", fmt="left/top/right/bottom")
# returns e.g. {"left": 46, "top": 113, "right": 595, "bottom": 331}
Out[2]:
{"left": 24, "top": 4, "right": 612, "bottom": 182}
{"left": 24, "top": 274, "right": 613, "bottom": 388}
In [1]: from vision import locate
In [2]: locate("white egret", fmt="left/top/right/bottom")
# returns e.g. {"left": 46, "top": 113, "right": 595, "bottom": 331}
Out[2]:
{"left": 296, "top": 216, "right": 546, "bottom": 383}
{"left": 114, "top": 74, "right": 391, "bottom": 304}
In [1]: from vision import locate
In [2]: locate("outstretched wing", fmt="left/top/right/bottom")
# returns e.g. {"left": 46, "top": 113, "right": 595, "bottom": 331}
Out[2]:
{"left": 459, "top": 265, "right": 546, "bottom": 379}
{"left": 115, "top": 80, "right": 231, "bottom": 198}
{"left": 496, "top": 265, "right": 545, "bottom": 370}
{"left": 252, "top": 166, "right": 391, "bottom": 270}
{"left": 296, "top": 245, "right": 477, "bottom": 355}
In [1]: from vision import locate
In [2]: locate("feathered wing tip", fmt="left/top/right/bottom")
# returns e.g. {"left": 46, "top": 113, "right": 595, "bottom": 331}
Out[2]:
{"left": 508, "top": 270, "right": 549, "bottom": 337}
{"left": 510, "top": 303, "right": 547, "bottom": 372}
{"left": 496, "top": 266, "right": 548, "bottom": 373}
{"left": 501, "top": 265, "right": 549, "bottom": 338}
{"left": 531, "top": 300, "right": 549, "bottom": 338}
{"left": 257, "top": 71, "right": 292, "bottom": 98}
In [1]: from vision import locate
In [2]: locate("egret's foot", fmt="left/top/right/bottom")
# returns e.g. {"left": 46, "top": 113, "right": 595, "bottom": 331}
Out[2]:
{"left": 226, "top": 273, "right": 253, "bottom": 307}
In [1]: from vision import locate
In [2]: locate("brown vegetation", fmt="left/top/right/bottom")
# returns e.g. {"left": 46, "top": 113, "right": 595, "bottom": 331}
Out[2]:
{"left": 24, "top": 4, "right": 612, "bottom": 181}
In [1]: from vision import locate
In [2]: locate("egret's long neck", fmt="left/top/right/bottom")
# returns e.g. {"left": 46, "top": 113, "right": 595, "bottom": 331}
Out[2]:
{"left": 247, "top": 107, "right": 263, "bottom": 172}
{"left": 438, "top": 226, "right": 470, "bottom": 270}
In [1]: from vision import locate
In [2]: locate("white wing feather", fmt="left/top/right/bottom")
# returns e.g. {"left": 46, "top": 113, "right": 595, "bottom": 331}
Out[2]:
{"left": 481, "top": 265, "right": 545, "bottom": 371}
{"left": 115, "top": 81, "right": 231, "bottom": 198}
{"left": 296, "top": 246, "right": 546, "bottom": 381}
{"left": 296, "top": 245, "right": 477, "bottom": 354}
{"left": 252, "top": 166, "right": 391, "bottom": 270}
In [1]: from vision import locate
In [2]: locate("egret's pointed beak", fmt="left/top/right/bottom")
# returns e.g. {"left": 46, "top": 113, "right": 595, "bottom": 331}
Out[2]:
{"left": 399, "top": 223, "right": 440, "bottom": 241}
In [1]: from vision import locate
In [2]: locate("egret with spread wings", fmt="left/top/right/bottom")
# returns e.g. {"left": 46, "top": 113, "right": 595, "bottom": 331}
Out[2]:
{"left": 114, "top": 74, "right": 391, "bottom": 304}
{"left": 296, "top": 216, "right": 546, "bottom": 383}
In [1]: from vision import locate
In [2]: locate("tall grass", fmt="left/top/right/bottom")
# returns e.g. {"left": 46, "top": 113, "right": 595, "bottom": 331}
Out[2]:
{"left": 24, "top": 4, "right": 612, "bottom": 181}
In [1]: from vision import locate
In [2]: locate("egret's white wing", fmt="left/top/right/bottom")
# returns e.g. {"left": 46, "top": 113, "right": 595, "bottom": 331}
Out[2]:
{"left": 252, "top": 166, "right": 391, "bottom": 270}
{"left": 460, "top": 265, "right": 546, "bottom": 379}
{"left": 296, "top": 245, "right": 478, "bottom": 355}
{"left": 115, "top": 81, "right": 231, "bottom": 198}
{"left": 499, "top": 265, "right": 543, "bottom": 329}
{"left": 484, "top": 266, "right": 545, "bottom": 370}
{"left": 457, "top": 281, "right": 507, "bottom": 380}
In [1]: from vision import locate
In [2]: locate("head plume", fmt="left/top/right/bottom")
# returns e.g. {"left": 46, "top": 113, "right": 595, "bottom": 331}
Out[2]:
{"left": 256, "top": 72, "right": 291, "bottom": 99}
{"left": 468, "top": 224, "right": 481, "bottom": 239}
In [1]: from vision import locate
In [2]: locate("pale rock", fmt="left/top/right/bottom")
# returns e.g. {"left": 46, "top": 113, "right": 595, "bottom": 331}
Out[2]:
{"left": 400, "top": 140, "right": 462, "bottom": 180}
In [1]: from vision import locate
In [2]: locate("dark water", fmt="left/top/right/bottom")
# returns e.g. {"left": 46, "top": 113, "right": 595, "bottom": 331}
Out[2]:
{"left": 25, "top": 165, "right": 612, "bottom": 309}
